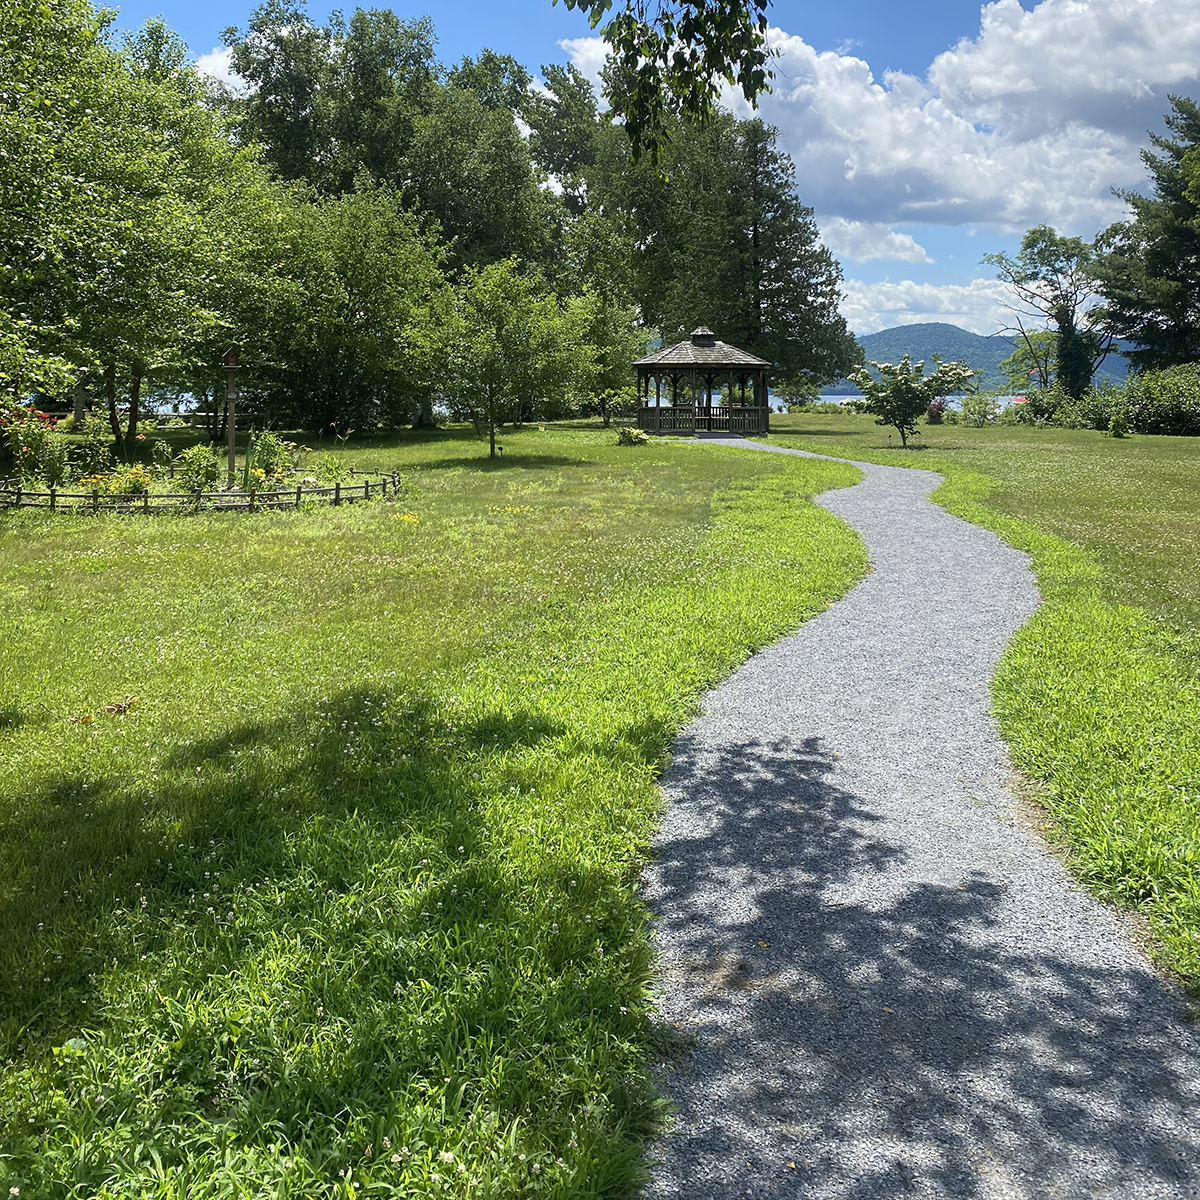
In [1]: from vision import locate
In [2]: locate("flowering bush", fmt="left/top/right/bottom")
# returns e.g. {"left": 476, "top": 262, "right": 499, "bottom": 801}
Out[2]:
{"left": 175, "top": 443, "right": 222, "bottom": 492}
{"left": 1, "top": 402, "right": 58, "bottom": 479}
{"left": 77, "top": 464, "right": 154, "bottom": 495}
{"left": 110, "top": 464, "right": 154, "bottom": 494}
{"left": 248, "top": 429, "right": 303, "bottom": 480}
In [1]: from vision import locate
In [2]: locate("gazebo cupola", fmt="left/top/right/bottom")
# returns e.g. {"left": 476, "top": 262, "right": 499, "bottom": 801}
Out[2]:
{"left": 633, "top": 327, "right": 771, "bottom": 436}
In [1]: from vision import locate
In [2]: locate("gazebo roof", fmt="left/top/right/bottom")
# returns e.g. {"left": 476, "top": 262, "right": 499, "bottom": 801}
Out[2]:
{"left": 633, "top": 327, "right": 771, "bottom": 370}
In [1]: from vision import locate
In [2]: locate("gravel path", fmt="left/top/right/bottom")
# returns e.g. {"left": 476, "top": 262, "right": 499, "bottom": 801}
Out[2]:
{"left": 643, "top": 439, "right": 1200, "bottom": 1199}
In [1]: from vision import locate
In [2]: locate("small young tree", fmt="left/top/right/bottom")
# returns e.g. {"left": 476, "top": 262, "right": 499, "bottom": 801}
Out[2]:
{"left": 850, "top": 354, "right": 975, "bottom": 447}
{"left": 564, "top": 289, "right": 652, "bottom": 426}
{"left": 443, "top": 260, "right": 578, "bottom": 456}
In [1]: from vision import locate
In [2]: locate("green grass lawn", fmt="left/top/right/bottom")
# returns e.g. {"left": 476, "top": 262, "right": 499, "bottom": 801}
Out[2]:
{"left": 767, "top": 413, "right": 1200, "bottom": 988}
{"left": 0, "top": 426, "right": 864, "bottom": 1199}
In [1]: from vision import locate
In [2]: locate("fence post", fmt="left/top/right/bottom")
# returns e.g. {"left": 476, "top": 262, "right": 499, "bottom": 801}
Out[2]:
{"left": 296, "top": 484, "right": 302, "bottom": 508}
{"left": 381, "top": 476, "right": 388, "bottom": 498}
{"left": 91, "top": 487, "right": 98, "bottom": 515}
{"left": 334, "top": 482, "right": 340, "bottom": 506}
{"left": 249, "top": 487, "right": 256, "bottom": 513}
{"left": 143, "top": 490, "right": 149, "bottom": 514}
{"left": 170, "top": 463, "right": 175, "bottom": 479}
{"left": 364, "top": 480, "right": 371, "bottom": 501}
{"left": 49, "top": 487, "right": 56, "bottom": 512}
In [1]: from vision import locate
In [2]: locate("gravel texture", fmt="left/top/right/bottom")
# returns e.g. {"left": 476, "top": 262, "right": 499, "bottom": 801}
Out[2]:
{"left": 643, "top": 439, "right": 1200, "bottom": 1199}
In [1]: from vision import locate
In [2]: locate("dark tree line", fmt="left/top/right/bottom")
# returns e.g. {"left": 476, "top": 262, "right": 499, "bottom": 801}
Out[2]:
{"left": 2, "top": 0, "right": 860, "bottom": 439}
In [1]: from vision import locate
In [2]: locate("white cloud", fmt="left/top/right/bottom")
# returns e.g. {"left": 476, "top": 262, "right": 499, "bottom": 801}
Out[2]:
{"left": 562, "top": 2, "right": 1200, "bottom": 239}
{"left": 742, "top": 0, "right": 1200, "bottom": 235}
{"left": 195, "top": 46, "right": 244, "bottom": 91}
{"left": 558, "top": 36, "right": 607, "bottom": 91}
{"left": 839, "top": 278, "right": 1019, "bottom": 336}
{"left": 819, "top": 217, "right": 932, "bottom": 263}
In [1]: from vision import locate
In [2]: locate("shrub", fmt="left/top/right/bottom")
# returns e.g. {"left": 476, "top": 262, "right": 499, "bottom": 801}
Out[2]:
{"left": 616, "top": 426, "right": 651, "bottom": 446}
{"left": 109, "top": 463, "right": 154, "bottom": 494}
{"left": 1121, "top": 364, "right": 1200, "bottom": 436}
{"left": 1, "top": 403, "right": 58, "bottom": 479}
{"left": 248, "top": 429, "right": 304, "bottom": 481}
{"left": 926, "top": 397, "right": 947, "bottom": 424}
{"left": 788, "top": 399, "right": 849, "bottom": 414}
{"left": 959, "top": 393, "right": 1000, "bottom": 427}
{"left": 151, "top": 439, "right": 174, "bottom": 479}
{"left": 39, "top": 432, "right": 72, "bottom": 486}
{"left": 313, "top": 453, "right": 350, "bottom": 483}
{"left": 74, "top": 415, "right": 115, "bottom": 476}
{"left": 175, "top": 443, "right": 221, "bottom": 493}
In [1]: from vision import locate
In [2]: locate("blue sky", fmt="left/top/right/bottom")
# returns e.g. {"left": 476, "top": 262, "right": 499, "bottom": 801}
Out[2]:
{"left": 110, "top": 0, "right": 1199, "bottom": 334}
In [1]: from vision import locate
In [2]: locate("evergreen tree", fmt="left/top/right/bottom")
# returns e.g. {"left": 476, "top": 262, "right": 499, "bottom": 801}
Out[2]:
{"left": 1093, "top": 95, "right": 1200, "bottom": 371}
{"left": 593, "top": 114, "right": 859, "bottom": 391}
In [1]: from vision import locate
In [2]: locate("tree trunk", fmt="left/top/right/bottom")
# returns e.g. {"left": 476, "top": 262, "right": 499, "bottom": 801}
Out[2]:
{"left": 412, "top": 396, "right": 436, "bottom": 428}
{"left": 105, "top": 364, "right": 121, "bottom": 443}
{"left": 72, "top": 379, "right": 86, "bottom": 426}
{"left": 488, "top": 386, "right": 496, "bottom": 458}
{"left": 124, "top": 371, "right": 141, "bottom": 445}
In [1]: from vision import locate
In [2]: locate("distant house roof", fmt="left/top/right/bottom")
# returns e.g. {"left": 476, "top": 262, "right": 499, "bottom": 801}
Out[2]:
{"left": 633, "top": 327, "right": 771, "bottom": 370}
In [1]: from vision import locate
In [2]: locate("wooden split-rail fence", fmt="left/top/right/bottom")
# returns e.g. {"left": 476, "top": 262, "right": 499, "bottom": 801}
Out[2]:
{"left": 0, "top": 472, "right": 401, "bottom": 515}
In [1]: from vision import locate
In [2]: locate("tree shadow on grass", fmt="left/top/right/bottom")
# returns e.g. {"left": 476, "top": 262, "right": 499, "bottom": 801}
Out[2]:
{"left": 0, "top": 689, "right": 571, "bottom": 1036}
{"left": 414, "top": 453, "right": 592, "bottom": 473}
{"left": 0, "top": 685, "right": 663, "bottom": 1190}
{"left": 644, "top": 734, "right": 1200, "bottom": 1198}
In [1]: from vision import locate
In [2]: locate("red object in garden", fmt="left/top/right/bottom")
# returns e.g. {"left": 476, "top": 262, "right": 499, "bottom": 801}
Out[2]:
{"left": 1013, "top": 396, "right": 1028, "bottom": 403}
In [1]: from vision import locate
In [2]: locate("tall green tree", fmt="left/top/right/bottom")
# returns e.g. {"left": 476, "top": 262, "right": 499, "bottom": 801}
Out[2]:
{"left": 999, "top": 329, "right": 1057, "bottom": 392}
{"left": 592, "top": 113, "right": 859, "bottom": 391}
{"left": 526, "top": 64, "right": 600, "bottom": 213}
{"left": 984, "top": 226, "right": 1110, "bottom": 401}
{"left": 249, "top": 185, "right": 452, "bottom": 432}
{"left": 1093, "top": 95, "right": 1200, "bottom": 371}
{"left": 0, "top": 0, "right": 275, "bottom": 443}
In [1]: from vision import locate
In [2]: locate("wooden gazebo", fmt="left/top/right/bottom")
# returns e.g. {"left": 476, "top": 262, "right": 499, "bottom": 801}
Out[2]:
{"left": 634, "top": 327, "right": 771, "bottom": 436}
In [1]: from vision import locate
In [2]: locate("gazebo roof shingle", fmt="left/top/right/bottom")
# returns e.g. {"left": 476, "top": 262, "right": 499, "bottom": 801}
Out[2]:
{"left": 633, "top": 327, "right": 770, "bottom": 370}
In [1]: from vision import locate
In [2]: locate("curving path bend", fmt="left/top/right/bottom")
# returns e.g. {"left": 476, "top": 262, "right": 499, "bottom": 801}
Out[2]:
{"left": 643, "top": 439, "right": 1200, "bottom": 1199}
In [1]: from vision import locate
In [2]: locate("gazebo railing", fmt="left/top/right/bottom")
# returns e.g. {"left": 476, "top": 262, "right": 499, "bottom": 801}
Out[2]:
{"left": 637, "top": 405, "right": 767, "bottom": 435}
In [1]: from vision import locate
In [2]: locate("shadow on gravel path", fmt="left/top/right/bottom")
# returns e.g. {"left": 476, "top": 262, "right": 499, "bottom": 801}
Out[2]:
{"left": 644, "top": 442, "right": 1200, "bottom": 1199}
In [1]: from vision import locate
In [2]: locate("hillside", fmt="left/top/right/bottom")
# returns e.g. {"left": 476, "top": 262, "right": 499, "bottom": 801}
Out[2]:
{"left": 822, "top": 321, "right": 1130, "bottom": 393}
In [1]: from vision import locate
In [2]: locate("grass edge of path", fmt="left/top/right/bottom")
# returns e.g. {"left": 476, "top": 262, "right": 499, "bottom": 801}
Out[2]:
{"left": 765, "top": 436, "right": 1200, "bottom": 992}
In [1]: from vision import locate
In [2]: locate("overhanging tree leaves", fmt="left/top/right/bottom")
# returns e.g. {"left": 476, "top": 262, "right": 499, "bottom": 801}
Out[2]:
{"left": 561, "top": 0, "right": 773, "bottom": 161}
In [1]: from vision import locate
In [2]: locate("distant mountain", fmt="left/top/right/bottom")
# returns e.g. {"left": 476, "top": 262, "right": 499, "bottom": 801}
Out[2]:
{"left": 821, "top": 321, "right": 1130, "bottom": 394}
